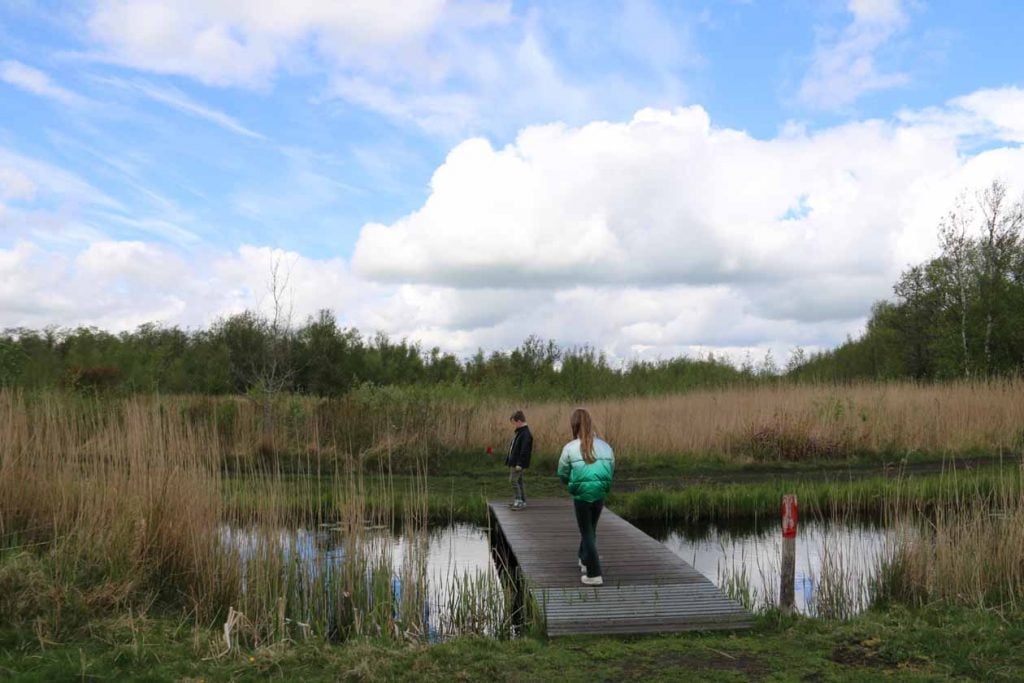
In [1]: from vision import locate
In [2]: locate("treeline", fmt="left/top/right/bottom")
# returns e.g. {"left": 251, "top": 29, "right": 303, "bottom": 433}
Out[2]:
{"left": 10, "top": 180, "right": 1018, "bottom": 391}
{"left": 793, "top": 181, "right": 1024, "bottom": 380}
{"left": 0, "top": 310, "right": 751, "bottom": 400}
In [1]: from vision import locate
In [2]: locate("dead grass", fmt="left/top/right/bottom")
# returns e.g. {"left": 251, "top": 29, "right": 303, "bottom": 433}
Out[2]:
{"left": 456, "top": 379, "right": 1024, "bottom": 462}
{"left": 21, "top": 380, "right": 1018, "bottom": 471}
{"left": 0, "top": 389, "right": 506, "bottom": 646}
{"left": 0, "top": 390, "right": 234, "bottom": 634}
{"left": 876, "top": 473, "right": 1024, "bottom": 610}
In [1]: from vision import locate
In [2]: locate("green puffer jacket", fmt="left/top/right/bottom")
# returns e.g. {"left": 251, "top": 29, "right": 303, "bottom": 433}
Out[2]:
{"left": 557, "top": 437, "right": 615, "bottom": 503}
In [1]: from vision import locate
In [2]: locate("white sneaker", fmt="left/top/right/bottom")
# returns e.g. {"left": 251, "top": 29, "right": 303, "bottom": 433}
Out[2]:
{"left": 578, "top": 559, "right": 586, "bottom": 573}
{"left": 581, "top": 575, "right": 603, "bottom": 586}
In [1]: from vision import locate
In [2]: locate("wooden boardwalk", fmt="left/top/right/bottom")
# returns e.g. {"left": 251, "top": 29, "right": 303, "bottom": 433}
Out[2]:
{"left": 488, "top": 498, "right": 753, "bottom": 637}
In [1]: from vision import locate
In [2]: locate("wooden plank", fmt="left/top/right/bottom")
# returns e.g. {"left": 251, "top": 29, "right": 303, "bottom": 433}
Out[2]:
{"left": 488, "top": 498, "right": 752, "bottom": 637}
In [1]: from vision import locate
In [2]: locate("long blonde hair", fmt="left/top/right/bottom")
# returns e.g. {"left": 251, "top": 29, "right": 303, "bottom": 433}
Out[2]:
{"left": 570, "top": 408, "right": 596, "bottom": 464}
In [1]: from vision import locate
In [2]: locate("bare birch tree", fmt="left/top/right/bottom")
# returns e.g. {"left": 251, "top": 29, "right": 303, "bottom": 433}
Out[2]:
{"left": 937, "top": 196, "right": 976, "bottom": 377}
{"left": 251, "top": 252, "right": 297, "bottom": 450}
{"left": 976, "top": 180, "right": 1023, "bottom": 373}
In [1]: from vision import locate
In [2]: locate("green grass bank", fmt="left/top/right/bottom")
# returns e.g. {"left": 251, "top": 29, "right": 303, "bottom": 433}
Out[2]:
{"left": 3, "top": 607, "right": 1023, "bottom": 681}
{"left": 224, "top": 458, "right": 1024, "bottom": 526}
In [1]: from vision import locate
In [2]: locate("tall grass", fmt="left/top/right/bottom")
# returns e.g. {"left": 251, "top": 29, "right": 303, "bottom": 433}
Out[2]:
{"left": 0, "top": 389, "right": 512, "bottom": 647}
{"left": 0, "top": 390, "right": 234, "bottom": 629}
{"left": 712, "top": 466, "right": 1024, "bottom": 620}
{"left": 161, "top": 379, "right": 1024, "bottom": 468}
{"left": 874, "top": 467, "right": 1024, "bottom": 611}
{"left": 5, "top": 384, "right": 1024, "bottom": 644}
{"left": 498, "top": 379, "right": 1024, "bottom": 462}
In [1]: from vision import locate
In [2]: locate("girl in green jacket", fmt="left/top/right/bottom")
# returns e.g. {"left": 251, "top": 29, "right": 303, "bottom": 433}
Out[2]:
{"left": 557, "top": 408, "right": 615, "bottom": 586}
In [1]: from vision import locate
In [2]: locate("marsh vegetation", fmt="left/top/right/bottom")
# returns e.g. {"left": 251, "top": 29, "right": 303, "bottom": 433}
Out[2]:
{"left": 2, "top": 383, "right": 1024, "bottom": 679}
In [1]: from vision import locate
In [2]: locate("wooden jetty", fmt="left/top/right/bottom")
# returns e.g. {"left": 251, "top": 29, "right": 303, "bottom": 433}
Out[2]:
{"left": 488, "top": 498, "right": 753, "bottom": 637}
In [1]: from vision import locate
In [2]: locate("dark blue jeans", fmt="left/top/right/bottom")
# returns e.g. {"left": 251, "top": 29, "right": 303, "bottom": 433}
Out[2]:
{"left": 574, "top": 498, "right": 604, "bottom": 578}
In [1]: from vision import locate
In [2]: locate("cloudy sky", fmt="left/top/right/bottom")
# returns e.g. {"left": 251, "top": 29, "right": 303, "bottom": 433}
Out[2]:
{"left": 2, "top": 1, "right": 1023, "bottom": 363}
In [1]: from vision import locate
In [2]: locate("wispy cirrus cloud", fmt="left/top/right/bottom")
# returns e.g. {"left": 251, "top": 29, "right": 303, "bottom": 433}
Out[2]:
{"left": 98, "top": 76, "right": 266, "bottom": 139}
{"left": 77, "top": 0, "right": 697, "bottom": 140}
{"left": 0, "top": 59, "right": 88, "bottom": 106}
{"left": 798, "top": 0, "right": 911, "bottom": 110}
{"left": 0, "top": 146, "right": 121, "bottom": 211}
{"left": 82, "top": 0, "right": 494, "bottom": 88}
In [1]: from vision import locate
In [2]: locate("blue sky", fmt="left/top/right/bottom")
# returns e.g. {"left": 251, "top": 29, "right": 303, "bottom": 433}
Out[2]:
{"left": 1, "top": 1, "right": 1023, "bottom": 361}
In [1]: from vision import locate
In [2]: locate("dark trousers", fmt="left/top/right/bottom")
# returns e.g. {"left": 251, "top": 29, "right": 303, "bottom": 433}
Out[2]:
{"left": 574, "top": 498, "right": 604, "bottom": 578}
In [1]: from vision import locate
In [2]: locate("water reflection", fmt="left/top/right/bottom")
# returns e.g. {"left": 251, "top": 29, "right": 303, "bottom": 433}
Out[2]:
{"left": 222, "top": 523, "right": 504, "bottom": 639}
{"left": 223, "top": 523, "right": 493, "bottom": 576}
{"left": 223, "top": 517, "right": 893, "bottom": 629}
{"left": 641, "top": 519, "right": 893, "bottom": 616}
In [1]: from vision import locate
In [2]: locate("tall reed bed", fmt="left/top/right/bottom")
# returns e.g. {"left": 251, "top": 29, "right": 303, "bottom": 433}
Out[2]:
{"left": 483, "top": 379, "right": 1024, "bottom": 463}
{"left": 713, "top": 465, "right": 1024, "bottom": 620}
{"left": 874, "top": 465, "right": 1024, "bottom": 611}
{"left": 0, "top": 390, "right": 512, "bottom": 648}
{"left": 148, "top": 379, "right": 1024, "bottom": 468}
{"left": 0, "top": 390, "right": 233, "bottom": 628}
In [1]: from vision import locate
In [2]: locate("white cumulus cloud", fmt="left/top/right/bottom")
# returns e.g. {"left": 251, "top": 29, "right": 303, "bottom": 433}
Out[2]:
{"left": 0, "top": 240, "right": 370, "bottom": 332}
{"left": 349, "top": 88, "right": 1024, "bottom": 357}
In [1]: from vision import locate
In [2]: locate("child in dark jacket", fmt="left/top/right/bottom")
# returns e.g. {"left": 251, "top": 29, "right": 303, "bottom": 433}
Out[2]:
{"left": 506, "top": 410, "right": 533, "bottom": 510}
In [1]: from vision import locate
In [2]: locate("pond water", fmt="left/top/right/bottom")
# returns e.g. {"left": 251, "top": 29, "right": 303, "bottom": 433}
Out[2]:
{"left": 224, "top": 515, "right": 894, "bottom": 637}
{"left": 224, "top": 522, "right": 496, "bottom": 582}
{"left": 639, "top": 518, "right": 894, "bottom": 617}
{"left": 223, "top": 523, "right": 506, "bottom": 640}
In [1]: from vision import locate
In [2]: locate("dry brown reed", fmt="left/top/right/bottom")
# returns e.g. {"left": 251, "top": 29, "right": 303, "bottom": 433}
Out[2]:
{"left": 456, "top": 379, "right": 1024, "bottom": 462}
{"left": 876, "top": 467, "right": 1024, "bottom": 611}
{"left": 0, "top": 389, "right": 469, "bottom": 645}
{"left": 0, "top": 390, "right": 233, "bottom": 623}
{"left": 28, "top": 379, "right": 1018, "bottom": 473}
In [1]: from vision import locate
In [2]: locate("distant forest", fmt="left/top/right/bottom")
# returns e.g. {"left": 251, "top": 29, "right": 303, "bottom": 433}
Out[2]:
{"left": 0, "top": 315, "right": 751, "bottom": 400}
{"left": 793, "top": 181, "right": 1024, "bottom": 381}
{"left": 3, "top": 181, "right": 1021, "bottom": 397}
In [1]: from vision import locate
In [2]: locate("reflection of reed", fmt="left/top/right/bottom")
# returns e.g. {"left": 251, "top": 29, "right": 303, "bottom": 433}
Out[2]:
{"left": 694, "top": 477, "right": 1024, "bottom": 621}
{"left": 678, "top": 517, "right": 892, "bottom": 618}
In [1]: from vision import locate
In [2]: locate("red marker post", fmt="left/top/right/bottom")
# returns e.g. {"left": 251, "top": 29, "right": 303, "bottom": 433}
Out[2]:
{"left": 780, "top": 494, "right": 798, "bottom": 613}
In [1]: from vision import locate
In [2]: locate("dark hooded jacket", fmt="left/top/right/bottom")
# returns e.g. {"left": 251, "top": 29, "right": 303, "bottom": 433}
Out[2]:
{"left": 505, "top": 425, "right": 533, "bottom": 468}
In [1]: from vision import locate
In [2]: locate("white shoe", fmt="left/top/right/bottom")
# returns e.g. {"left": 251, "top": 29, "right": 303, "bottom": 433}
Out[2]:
{"left": 578, "top": 559, "right": 586, "bottom": 573}
{"left": 581, "top": 575, "right": 603, "bottom": 586}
